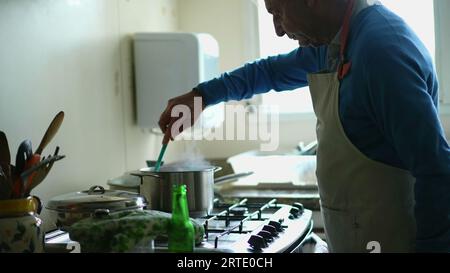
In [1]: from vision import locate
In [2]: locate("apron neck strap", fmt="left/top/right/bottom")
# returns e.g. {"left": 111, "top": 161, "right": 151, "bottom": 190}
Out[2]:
{"left": 338, "top": 0, "right": 356, "bottom": 80}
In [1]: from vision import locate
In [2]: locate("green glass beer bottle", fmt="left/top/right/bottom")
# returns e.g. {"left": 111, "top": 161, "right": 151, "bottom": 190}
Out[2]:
{"left": 168, "top": 184, "right": 195, "bottom": 252}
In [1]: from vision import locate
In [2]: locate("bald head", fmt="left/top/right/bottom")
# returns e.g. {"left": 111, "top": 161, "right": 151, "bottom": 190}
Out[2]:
{"left": 264, "top": 0, "right": 350, "bottom": 47}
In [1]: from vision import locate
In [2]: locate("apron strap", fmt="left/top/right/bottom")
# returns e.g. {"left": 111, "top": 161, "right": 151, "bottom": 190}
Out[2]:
{"left": 338, "top": 0, "right": 356, "bottom": 80}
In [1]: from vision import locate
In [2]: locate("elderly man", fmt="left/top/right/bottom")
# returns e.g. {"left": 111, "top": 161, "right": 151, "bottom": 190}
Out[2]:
{"left": 159, "top": 0, "right": 450, "bottom": 252}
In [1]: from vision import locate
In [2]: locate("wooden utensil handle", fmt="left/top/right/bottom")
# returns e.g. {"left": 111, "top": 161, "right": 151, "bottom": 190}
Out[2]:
{"left": 35, "top": 111, "right": 64, "bottom": 155}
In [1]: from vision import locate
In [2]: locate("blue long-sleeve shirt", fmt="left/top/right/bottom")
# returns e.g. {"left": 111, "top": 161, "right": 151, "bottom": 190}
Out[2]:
{"left": 197, "top": 5, "right": 450, "bottom": 252}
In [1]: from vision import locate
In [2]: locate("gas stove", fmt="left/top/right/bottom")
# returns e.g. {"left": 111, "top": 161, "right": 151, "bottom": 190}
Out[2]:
{"left": 155, "top": 198, "right": 314, "bottom": 253}
{"left": 45, "top": 198, "right": 319, "bottom": 253}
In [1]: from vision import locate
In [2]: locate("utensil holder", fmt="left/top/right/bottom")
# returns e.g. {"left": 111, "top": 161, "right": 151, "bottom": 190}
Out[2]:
{"left": 0, "top": 196, "right": 43, "bottom": 253}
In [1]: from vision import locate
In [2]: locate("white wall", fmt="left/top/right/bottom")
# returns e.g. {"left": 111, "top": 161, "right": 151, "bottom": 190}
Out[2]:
{"left": 0, "top": 0, "right": 181, "bottom": 231}
{"left": 178, "top": 0, "right": 257, "bottom": 71}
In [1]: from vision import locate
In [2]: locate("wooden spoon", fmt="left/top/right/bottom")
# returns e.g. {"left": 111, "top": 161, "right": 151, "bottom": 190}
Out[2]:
{"left": 21, "top": 112, "right": 64, "bottom": 195}
{"left": 35, "top": 111, "right": 65, "bottom": 155}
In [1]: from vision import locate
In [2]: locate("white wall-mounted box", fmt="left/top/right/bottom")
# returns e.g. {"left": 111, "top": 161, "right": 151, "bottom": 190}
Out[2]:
{"left": 134, "top": 32, "right": 223, "bottom": 131}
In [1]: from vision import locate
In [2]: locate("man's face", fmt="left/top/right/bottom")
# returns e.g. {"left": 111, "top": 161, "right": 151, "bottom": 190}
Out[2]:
{"left": 264, "top": 0, "right": 321, "bottom": 47}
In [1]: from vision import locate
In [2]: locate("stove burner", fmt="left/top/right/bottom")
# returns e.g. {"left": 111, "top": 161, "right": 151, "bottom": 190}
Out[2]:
{"left": 229, "top": 207, "right": 248, "bottom": 216}
{"left": 198, "top": 198, "right": 314, "bottom": 253}
{"left": 203, "top": 199, "right": 281, "bottom": 248}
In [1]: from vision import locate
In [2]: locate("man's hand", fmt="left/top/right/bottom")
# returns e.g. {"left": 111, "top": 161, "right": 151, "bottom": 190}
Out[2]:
{"left": 158, "top": 89, "right": 206, "bottom": 144}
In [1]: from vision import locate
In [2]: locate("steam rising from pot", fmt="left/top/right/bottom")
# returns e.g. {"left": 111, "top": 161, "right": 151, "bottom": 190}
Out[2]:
{"left": 159, "top": 144, "right": 213, "bottom": 171}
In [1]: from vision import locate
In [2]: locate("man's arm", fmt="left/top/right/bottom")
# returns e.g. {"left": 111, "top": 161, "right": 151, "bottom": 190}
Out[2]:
{"left": 197, "top": 47, "right": 325, "bottom": 106}
{"left": 365, "top": 42, "right": 450, "bottom": 252}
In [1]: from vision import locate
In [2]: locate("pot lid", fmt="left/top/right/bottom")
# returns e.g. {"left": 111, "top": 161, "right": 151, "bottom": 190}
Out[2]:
{"left": 46, "top": 185, "right": 147, "bottom": 213}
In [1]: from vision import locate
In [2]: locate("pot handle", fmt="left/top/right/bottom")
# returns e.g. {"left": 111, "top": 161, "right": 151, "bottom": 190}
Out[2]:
{"left": 88, "top": 185, "right": 106, "bottom": 195}
{"left": 214, "top": 171, "right": 254, "bottom": 185}
{"left": 129, "top": 171, "right": 162, "bottom": 179}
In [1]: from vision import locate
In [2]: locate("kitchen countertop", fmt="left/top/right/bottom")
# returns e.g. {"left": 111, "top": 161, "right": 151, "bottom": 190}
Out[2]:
{"left": 216, "top": 186, "right": 321, "bottom": 211}
{"left": 208, "top": 158, "right": 321, "bottom": 211}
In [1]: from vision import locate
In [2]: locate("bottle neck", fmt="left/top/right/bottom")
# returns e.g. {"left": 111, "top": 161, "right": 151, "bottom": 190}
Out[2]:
{"left": 172, "top": 185, "right": 190, "bottom": 221}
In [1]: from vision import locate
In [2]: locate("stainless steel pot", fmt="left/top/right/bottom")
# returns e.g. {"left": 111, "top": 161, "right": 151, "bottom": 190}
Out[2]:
{"left": 131, "top": 166, "right": 253, "bottom": 217}
{"left": 46, "top": 185, "right": 147, "bottom": 230}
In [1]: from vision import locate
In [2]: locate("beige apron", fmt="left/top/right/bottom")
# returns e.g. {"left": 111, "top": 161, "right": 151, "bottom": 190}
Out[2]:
{"left": 307, "top": 0, "right": 416, "bottom": 253}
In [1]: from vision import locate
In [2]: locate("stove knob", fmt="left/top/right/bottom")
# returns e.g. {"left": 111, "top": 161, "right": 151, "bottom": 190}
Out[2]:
{"left": 292, "top": 202, "right": 305, "bottom": 214}
{"left": 289, "top": 207, "right": 300, "bottom": 218}
{"left": 262, "top": 224, "right": 278, "bottom": 236}
{"left": 257, "top": 230, "right": 274, "bottom": 243}
{"left": 248, "top": 235, "right": 268, "bottom": 250}
{"left": 268, "top": 220, "right": 284, "bottom": 232}
{"left": 278, "top": 218, "right": 285, "bottom": 224}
